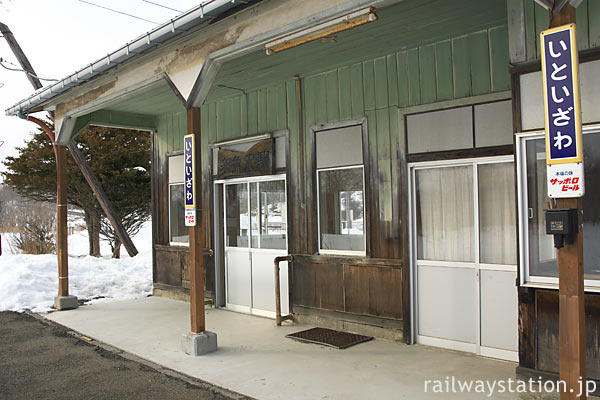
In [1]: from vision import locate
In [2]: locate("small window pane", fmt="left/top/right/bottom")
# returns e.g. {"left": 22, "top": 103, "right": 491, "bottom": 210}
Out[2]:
{"left": 526, "top": 133, "right": 600, "bottom": 280}
{"left": 169, "top": 184, "right": 189, "bottom": 243}
{"left": 250, "top": 182, "right": 259, "bottom": 248}
{"left": 416, "top": 166, "right": 474, "bottom": 262}
{"left": 225, "top": 183, "right": 249, "bottom": 247}
{"left": 316, "top": 126, "right": 363, "bottom": 169}
{"left": 258, "top": 180, "right": 287, "bottom": 249}
{"left": 478, "top": 162, "right": 517, "bottom": 265}
{"left": 318, "top": 167, "right": 364, "bottom": 252}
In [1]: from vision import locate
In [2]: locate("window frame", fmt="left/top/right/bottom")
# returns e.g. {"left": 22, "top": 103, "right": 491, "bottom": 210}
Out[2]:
{"left": 168, "top": 182, "right": 189, "bottom": 247}
{"left": 313, "top": 119, "right": 368, "bottom": 256}
{"left": 316, "top": 164, "right": 366, "bottom": 256}
{"left": 516, "top": 125, "right": 600, "bottom": 291}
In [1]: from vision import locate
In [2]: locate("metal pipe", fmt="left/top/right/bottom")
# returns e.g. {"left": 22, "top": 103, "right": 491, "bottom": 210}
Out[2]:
{"left": 274, "top": 255, "right": 293, "bottom": 326}
{"left": 5, "top": 0, "right": 249, "bottom": 117}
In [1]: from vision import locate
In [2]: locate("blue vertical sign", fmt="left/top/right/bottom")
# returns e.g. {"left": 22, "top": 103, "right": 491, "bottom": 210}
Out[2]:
{"left": 541, "top": 24, "right": 585, "bottom": 198}
{"left": 541, "top": 24, "right": 582, "bottom": 165}
{"left": 183, "top": 134, "right": 196, "bottom": 226}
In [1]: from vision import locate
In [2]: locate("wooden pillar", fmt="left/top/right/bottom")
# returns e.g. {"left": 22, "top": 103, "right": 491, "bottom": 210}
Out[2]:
{"left": 549, "top": 6, "right": 587, "bottom": 399}
{"left": 187, "top": 107, "right": 205, "bottom": 334}
{"left": 55, "top": 144, "right": 69, "bottom": 297}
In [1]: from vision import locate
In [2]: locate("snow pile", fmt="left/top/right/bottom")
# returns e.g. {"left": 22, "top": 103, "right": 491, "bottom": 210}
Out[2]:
{"left": 0, "top": 221, "right": 153, "bottom": 313}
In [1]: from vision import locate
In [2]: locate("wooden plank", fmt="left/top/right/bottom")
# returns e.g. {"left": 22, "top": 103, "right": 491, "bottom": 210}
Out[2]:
{"left": 240, "top": 94, "right": 247, "bottom": 136}
{"left": 338, "top": 66, "right": 352, "bottom": 120}
{"left": 524, "top": 0, "right": 537, "bottom": 61}
{"left": 489, "top": 25, "right": 510, "bottom": 92}
{"left": 374, "top": 56, "right": 389, "bottom": 110}
{"left": 325, "top": 70, "right": 340, "bottom": 123}
{"left": 452, "top": 35, "right": 471, "bottom": 98}
{"left": 286, "top": 80, "right": 303, "bottom": 254}
{"left": 376, "top": 108, "right": 393, "bottom": 259}
{"left": 343, "top": 265, "right": 402, "bottom": 319}
{"left": 224, "top": 98, "right": 233, "bottom": 139}
{"left": 208, "top": 102, "right": 217, "bottom": 145}
{"left": 231, "top": 96, "right": 241, "bottom": 137}
{"left": 257, "top": 88, "right": 268, "bottom": 133}
{"left": 56, "top": 144, "right": 69, "bottom": 297}
{"left": 507, "top": 0, "right": 527, "bottom": 63}
{"left": 365, "top": 109, "right": 379, "bottom": 257}
{"left": 246, "top": 90, "right": 258, "bottom": 135}
{"left": 386, "top": 54, "right": 399, "bottom": 107}
{"left": 314, "top": 73, "right": 327, "bottom": 124}
{"left": 293, "top": 254, "right": 403, "bottom": 267}
{"left": 435, "top": 40, "right": 454, "bottom": 101}
{"left": 589, "top": 0, "right": 600, "bottom": 48}
{"left": 407, "top": 48, "right": 421, "bottom": 105}
{"left": 350, "top": 62, "right": 364, "bottom": 118}
{"left": 396, "top": 51, "right": 409, "bottom": 107}
{"left": 389, "top": 108, "right": 401, "bottom": 260}
{"left": 419, "top": 44, "right": 437, "bottom": 104}
{"left": 267, "top": 85, "right": 278, "bottom": 132}
{"left": 469, "top": 30, "right": 491, "bottom": 96}
{"left": 576, "top": 0, "right": 590, "bottom": 50}
{"left": 276, "top": 82, "right": 287, "bottom": 131}
{"left": 363, "top": 60, "right": 376, "bottom": 111}
{"left": 216, "top": 100, "right": 226, "bottom": 141}
{"left": 534, "top": 2, "right": 549, "bottom": 59}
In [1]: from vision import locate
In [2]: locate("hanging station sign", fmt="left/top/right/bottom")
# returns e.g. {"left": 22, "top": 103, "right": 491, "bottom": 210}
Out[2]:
{"left": 540, "top": 24, "right": 584, "bottom": 198}
{"left": 217, "top": 138, "right": 274, "bottom": 180}
{"left": 183, "top": 134, "right": 196, "bottom": 226}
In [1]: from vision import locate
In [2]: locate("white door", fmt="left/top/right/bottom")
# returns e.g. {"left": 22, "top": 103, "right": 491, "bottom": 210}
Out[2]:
{"left": 411, "top": 158, "right": 518, "bottom": 361}
{"left": 224, "top": 176, "right": 288, "bottom": 318}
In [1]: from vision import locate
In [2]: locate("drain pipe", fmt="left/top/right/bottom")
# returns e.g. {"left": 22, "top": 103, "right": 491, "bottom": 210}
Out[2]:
{"left": 21, "top": 115, "right": 72, "bottom": 304}
{"left": 274, "top": 255, "right": 293, "bottom": 326}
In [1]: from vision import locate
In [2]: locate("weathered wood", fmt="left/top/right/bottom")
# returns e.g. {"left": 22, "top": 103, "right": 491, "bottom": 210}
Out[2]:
{"left": 293, "top": 254, "right": 402, "bottom": 267}
{"left": 518, "top": 287, "right": 536, "bottom": 369}
{"left": 187, "top": 107, "right": 205, "bottom": 334}
{"left": 56, "top": 145, "right": 69, "bottom": 297}
{"left": 557, "top": 197, "right": 586, "bottom": 400}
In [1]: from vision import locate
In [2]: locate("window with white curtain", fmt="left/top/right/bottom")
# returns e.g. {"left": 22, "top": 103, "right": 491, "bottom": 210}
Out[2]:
{"left": 415, "top": 160, "right": 516, "bottom": 265}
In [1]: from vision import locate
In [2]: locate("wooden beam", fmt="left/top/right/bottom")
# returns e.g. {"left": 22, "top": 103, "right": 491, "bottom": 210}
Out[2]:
{"left": 549, "top": 6, "right": 587, "bottom": 400}
{"left": 55, "top": 144, "right": 69, "bottom": 297}
{"left": 187, "top": 107, "right": 205, "bottom": 334}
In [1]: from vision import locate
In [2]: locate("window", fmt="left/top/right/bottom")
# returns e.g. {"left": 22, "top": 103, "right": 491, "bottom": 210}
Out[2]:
{"left": 518, "top": 129, "right": 600, "bottom": 287}
{"left": 169, "top": 184, "right": 188, "bottom": 244}
{"left": 168, "top": 155, "right": 189, "bottom": 245}
{"left": 315, "top": 124, "right": 365, "bottom": 254}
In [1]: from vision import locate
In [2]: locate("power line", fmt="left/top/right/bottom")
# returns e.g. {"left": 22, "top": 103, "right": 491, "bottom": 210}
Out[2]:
{"left": 141, "top": 0, "right": 182, "bottom": 13}
{"left": 78, "top": 0, "right": 159, "bottom": 24}
{"left": 0, "top": 57, "right": 58, "bottom": 81}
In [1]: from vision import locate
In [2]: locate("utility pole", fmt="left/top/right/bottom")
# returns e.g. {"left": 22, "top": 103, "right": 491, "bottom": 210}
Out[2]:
{"left": 546, "top": 5, "right": 587, "bottom": 400}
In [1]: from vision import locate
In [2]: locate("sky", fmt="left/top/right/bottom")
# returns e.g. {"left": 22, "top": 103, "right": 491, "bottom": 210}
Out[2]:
{"left": 0, "top": 0, "right": 201, "bottom": 180}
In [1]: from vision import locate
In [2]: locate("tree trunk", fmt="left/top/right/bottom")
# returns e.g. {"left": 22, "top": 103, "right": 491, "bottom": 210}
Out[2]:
{"left": 84, "top": 210, "right": 101, "bottom": 257}
{"left": 111, "top": 238, "right": 121, "bottom": 259}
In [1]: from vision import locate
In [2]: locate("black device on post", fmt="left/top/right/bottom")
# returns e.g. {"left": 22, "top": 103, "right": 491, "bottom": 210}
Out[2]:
{"left": 545, "top": 208, "right": 579, "bottom": 249}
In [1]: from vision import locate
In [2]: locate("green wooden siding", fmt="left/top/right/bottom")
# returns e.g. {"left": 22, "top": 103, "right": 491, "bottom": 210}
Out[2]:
{"left": 522, "top": 0, "right": 600, "bottom": 61}
{"left": 154, "top": 22, "right": 510, "bottom": 257}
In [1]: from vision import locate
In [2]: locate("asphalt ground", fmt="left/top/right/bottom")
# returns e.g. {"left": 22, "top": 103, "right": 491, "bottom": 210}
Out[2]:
{"left": 0, "top": 311, "right": 250, "bottom": 400}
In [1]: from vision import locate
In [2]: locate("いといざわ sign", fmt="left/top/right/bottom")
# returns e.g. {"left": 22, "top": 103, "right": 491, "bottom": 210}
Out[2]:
{"left": 540, "top": 23, "right": 584, "bottom": 198}
{"left": 183, "top": 134, "right": 196, "bottom": 226}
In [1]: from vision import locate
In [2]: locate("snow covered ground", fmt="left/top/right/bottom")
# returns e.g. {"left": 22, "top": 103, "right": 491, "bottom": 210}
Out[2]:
{"left": 0, "top": 221, "right": 153, "bottom": 312}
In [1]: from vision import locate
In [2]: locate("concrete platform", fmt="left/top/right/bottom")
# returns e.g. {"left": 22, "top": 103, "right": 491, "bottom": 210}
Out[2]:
{"left": 43, "top": 297, "right": 554, "bottom": 400}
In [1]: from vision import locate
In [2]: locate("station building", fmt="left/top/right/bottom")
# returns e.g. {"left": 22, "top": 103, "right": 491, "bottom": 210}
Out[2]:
{"left": 6, "top": 0, "right": 600, "bottom": 382}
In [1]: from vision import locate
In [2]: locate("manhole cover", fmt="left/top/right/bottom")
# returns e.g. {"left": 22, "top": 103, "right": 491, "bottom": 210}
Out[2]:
{"left": 286, "top": 327, "right": 373, "bottom": 349}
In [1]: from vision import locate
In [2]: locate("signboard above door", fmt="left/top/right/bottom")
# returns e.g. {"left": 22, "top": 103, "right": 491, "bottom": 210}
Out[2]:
{"left": 217, "top": 138, "right": 274, "bottom": 180}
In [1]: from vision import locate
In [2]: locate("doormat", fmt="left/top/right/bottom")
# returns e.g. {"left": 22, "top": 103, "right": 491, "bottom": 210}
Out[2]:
{"left": 286, "top": 327, "right": 373, "bottom": 349}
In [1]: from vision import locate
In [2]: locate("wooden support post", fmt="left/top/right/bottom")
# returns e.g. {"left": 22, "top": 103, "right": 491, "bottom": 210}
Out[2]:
{"left": 55, "top": 144, "right": 69, "bottom": 297}
{"left": 187, "top": 107, "right": 205, "bottom": 334}
{"left": 549, "top": 6, "right": 587, "bottom": 399}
